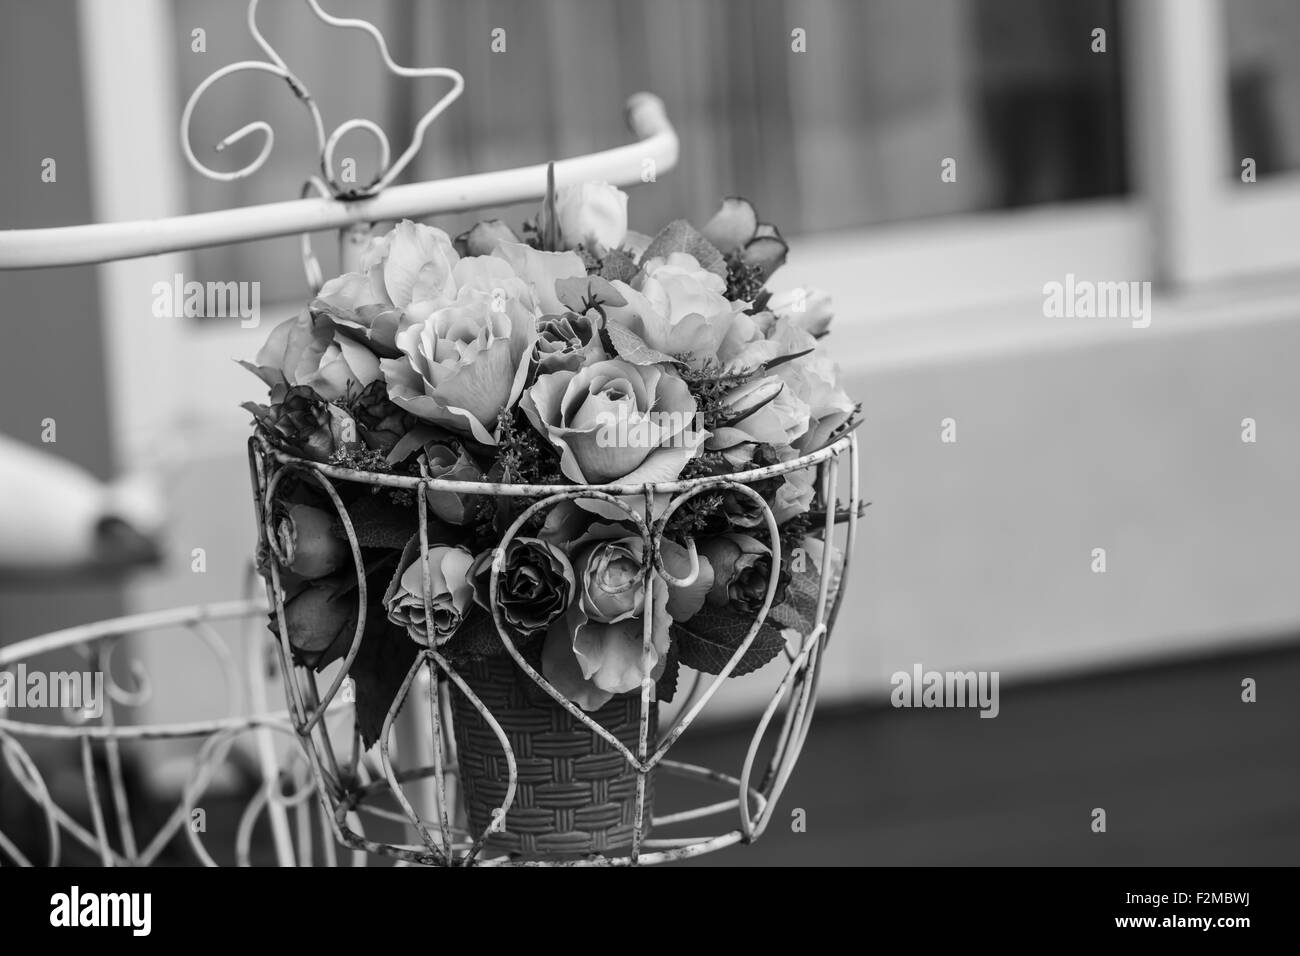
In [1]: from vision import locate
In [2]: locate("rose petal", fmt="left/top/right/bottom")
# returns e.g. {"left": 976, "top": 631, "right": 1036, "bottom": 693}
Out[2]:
{"left": 541, "top": 620, "right": 613, "bottom": 712}
{"left": 701, "top": 197, "right": 759, "bottom": 254}
{"left": 659, "top": 539, "right": 714, "bottom": 621}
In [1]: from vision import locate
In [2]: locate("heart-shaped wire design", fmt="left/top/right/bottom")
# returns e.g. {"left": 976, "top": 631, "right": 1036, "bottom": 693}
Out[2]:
{"left": 256, "top": 431, "right": 859, "bottom": 865}
{"left": 180, "top": 0, "right": 464, "bottom": 198}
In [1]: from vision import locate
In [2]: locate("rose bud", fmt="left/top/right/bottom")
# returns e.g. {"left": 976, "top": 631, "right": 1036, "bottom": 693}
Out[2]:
{"left": 423, "top": 442, "right": 484, "bottom": 524}
{"left": 773, "top": 462, "right": 817, "bottom": 525}
{"left": 275, "top": 580, "right": 358, "bottom": 671}
{"left": 468, "top": 538, "right": 576, "bottom": 639}
{"left": 722, "top": 488, "right": 767, "bottom": 530}
{"left": 314, "top": 220, "right": 460, "bottom": 357}
{"left": 697, "top": 533, "right": 788, "bottom": 615}
{"left": 553, "top": 181, "right": 628, "bottom": 255}
{"left": 241, "top": 308, "right": 382, "bottom": 401}
{"left": 350, "top": 380, "right": 413, "bottom": 455}
{"left": 707, "top": 376, "right": 811, "bottom": 468}
{"left": 385, "top": 538, "right": 475, "bottom": 646}
{"left": 247, "top": 386, "right": 360, "bottom": 463}
{"left": 527, "top": 311, "right": 604, "bottom": 379}
{"left": 701, "top": 196, "right": 789, "bottom": 286}
{"left": 453, "top": 219, "right": 519, "bottom": 257}
{"left": 274, "top": 503, "right": 348, "bottom": 579}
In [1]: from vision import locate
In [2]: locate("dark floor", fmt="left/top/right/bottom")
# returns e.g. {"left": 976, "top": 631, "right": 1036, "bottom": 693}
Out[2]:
{"left": 4, "top": 641, "right": 1297, "bottom": 866}
{"left": 665, "top": 640, "right": 1300, "bottom": 866}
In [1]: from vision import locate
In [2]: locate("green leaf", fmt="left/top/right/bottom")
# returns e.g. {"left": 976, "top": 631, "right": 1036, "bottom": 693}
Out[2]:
{"left": 349, "top": 621, "right": 421, "bottom": 750}
{"left": 760, "top": 347, "right": 814, "bottom": 372}
{"left": 604, "top": 322, "right": 682, "bottom": 367}
{"left": 599, "top": 249, "right": 639, "bottom": 284}
{"left": 655, "top": 640, "right": 680, "bottom": 704}
{"left": 670, "top": 607, "right": 787, "bottom": 677}
{"left": 639, "top": 220, "right": 728, "bottom": 278}
{"left": 555, "top": 275, "right": 626, "bottom": 314}
{"left": 769, "top": 542, "right": 844, "bottom": 636}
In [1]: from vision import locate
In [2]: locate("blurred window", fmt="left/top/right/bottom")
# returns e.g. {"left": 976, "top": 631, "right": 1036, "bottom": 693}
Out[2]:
{"left": 1224, "top": 0, "right": 1300, "bottom": 178}
{"left": 175, "top": 0, "right": 1125, "bottom": 304}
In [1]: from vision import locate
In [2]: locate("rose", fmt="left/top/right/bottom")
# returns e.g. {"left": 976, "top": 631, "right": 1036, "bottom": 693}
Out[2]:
{"left": 243, "top": 385, "right": 360, "bottom": 463}
{"left": 347, "top": 381, "right": 413, "bottom": 455}
{"left": 773, "top": 458, "right": 817, "bottom": 524}
{"left": 760, "top": 317, "right": 856, "bottom": 452}
{"left": 603, "top": 252, "right": 770, "bottom": 370}
{"left": 312, "top": 220, "right": 461, "bottom": 356}
{"left": 422, "top": 442, "right": 484, "bottom": 524}
{"left": 602, "top": 253, "right": 730, "bottom": 362}
{"left": 468, "top": 538, "right": 575, "bottom": 638}
{"left": 553, "top": 181, "right": 628, "bottom": 255}
{"left": 706, "top": 376, "right": 811, "bottom": 467}
{"left": 521, "top": 359, "right": 706, "bottom": 485}
{"left": 454, "top": 219, "right": 519, "bottom": 257}
{"left": 274, "top": 580, "right": 357, "bottom": 671}
{"left": 361, "top": 220, "right": 460, "bottom": 316}
{"left": 491, "top": 241, "right": 587, "bottom": 315}
{"left": 720, "top": 488, "right": 767, "bottom": 530}
{"left": 531, "top": 311, "right": 604, "bottom": 376}
{"left": 700, "top": 196, "right": 789, "bottom": 286}
{"left": 273, "top": 503, "right": 347, "bottom": 579}
{"left": 640, "top": 253, "right": 733, "bottom": 323}
{"left": 384, "top": 538, "right": 474, "bottom": 646}
{"left": 698, "top": 533, "right": 784, "bottom": 615}
{"left": 714, "top": 310, "right": 783, "bottom": 373}
{"left": 767, "top": 287, "right": 834, "bottom": 337}
{"left": 380, "top": 276, "right": 537, "bottom": 445}
{"left": 775, "top": 354, "right": 855, "bottom": 453}
{"left": 541, "top": 528, "right": 713, "bottom": 711}
{"left": 241, "top": 309, "right": 380, "bottom": 402}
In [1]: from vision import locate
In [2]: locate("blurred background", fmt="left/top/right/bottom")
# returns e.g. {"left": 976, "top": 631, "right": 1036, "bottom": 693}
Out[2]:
{"left": 1, "top": 0, "right": 1298, "bottom": 865}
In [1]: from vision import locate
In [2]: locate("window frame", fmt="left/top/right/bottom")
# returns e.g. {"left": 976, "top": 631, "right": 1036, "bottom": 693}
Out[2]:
{"left": 77, "top": 0, "right": 1300, "bottom": 450}
{"left": 1129, "top": 0, "right": 1300, "bottom": 285}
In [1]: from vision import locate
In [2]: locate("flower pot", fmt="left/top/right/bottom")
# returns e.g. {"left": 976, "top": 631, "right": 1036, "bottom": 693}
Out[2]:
{"left": 449, "top": 653, "right": 656, "bottom": 858}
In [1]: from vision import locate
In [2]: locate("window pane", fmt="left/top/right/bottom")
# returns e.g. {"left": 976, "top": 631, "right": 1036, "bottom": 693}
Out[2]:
{"left": 175, "top": 0, "right": 1127, "bottom": 305}
{"left": 1225, "top": 0, "right": 1300, "bottom": 179}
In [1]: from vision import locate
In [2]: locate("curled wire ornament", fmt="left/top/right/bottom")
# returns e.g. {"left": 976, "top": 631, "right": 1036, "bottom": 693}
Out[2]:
{"left": 180, "top": 0, "right": 464, "bottom": 198}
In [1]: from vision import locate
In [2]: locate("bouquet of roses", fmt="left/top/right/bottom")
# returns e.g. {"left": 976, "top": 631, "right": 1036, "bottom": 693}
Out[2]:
{"left": 243, "top": 180, "right": 858, "bottom": 744}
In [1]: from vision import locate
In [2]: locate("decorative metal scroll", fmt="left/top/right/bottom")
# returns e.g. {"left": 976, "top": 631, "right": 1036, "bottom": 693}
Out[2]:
{"left": 180, "top": 0, "right": 464, "bottom": 199}
{"left": 0, "top": 600, "right": 375, "bottom": 867}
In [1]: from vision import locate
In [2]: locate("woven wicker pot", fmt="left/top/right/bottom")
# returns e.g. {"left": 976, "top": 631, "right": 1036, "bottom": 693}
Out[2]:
{"left": 449, "top": 653, "right": 656, "bottom": 858}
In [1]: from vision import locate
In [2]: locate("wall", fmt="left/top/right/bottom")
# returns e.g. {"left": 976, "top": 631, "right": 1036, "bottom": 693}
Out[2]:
{"left": 0, "top": 0, "right": 123, "bottom": 642}
{"left": 708, "top": 279, "right": 1300, "bottom": 720}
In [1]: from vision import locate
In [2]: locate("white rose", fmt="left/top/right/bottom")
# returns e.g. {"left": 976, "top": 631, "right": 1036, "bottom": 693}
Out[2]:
{"left": 554, "top": 181, "right": 628, "bottom": 254}
{"left": 767, "top": 287, "right": 834, "bottom": 336}
{"left": 706, "top": 376, "right": 811, "bottom": 467}
{"left": 603, "top": 253, "right": 742, "bottom": 366}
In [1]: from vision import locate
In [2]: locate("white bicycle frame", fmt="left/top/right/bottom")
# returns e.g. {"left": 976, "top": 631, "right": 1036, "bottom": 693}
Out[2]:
{"left": 0, "top": 71, "right": 678, "bottom": 866}
{"left": 0, "top": 92, "right": 677, "bottom": 271}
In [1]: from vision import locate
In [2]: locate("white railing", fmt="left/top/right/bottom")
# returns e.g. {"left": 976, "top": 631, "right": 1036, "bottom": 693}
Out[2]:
{"left": 0, "top": 93, "right": 676, "bottom": 271}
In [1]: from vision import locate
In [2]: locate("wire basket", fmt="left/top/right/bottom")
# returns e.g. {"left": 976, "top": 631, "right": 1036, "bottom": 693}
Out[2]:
{"left": 0, "top": 600, "right": 371, "bottom": 867}
{"left": 250, "top": 428, "right": 860, "bottom": 866}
